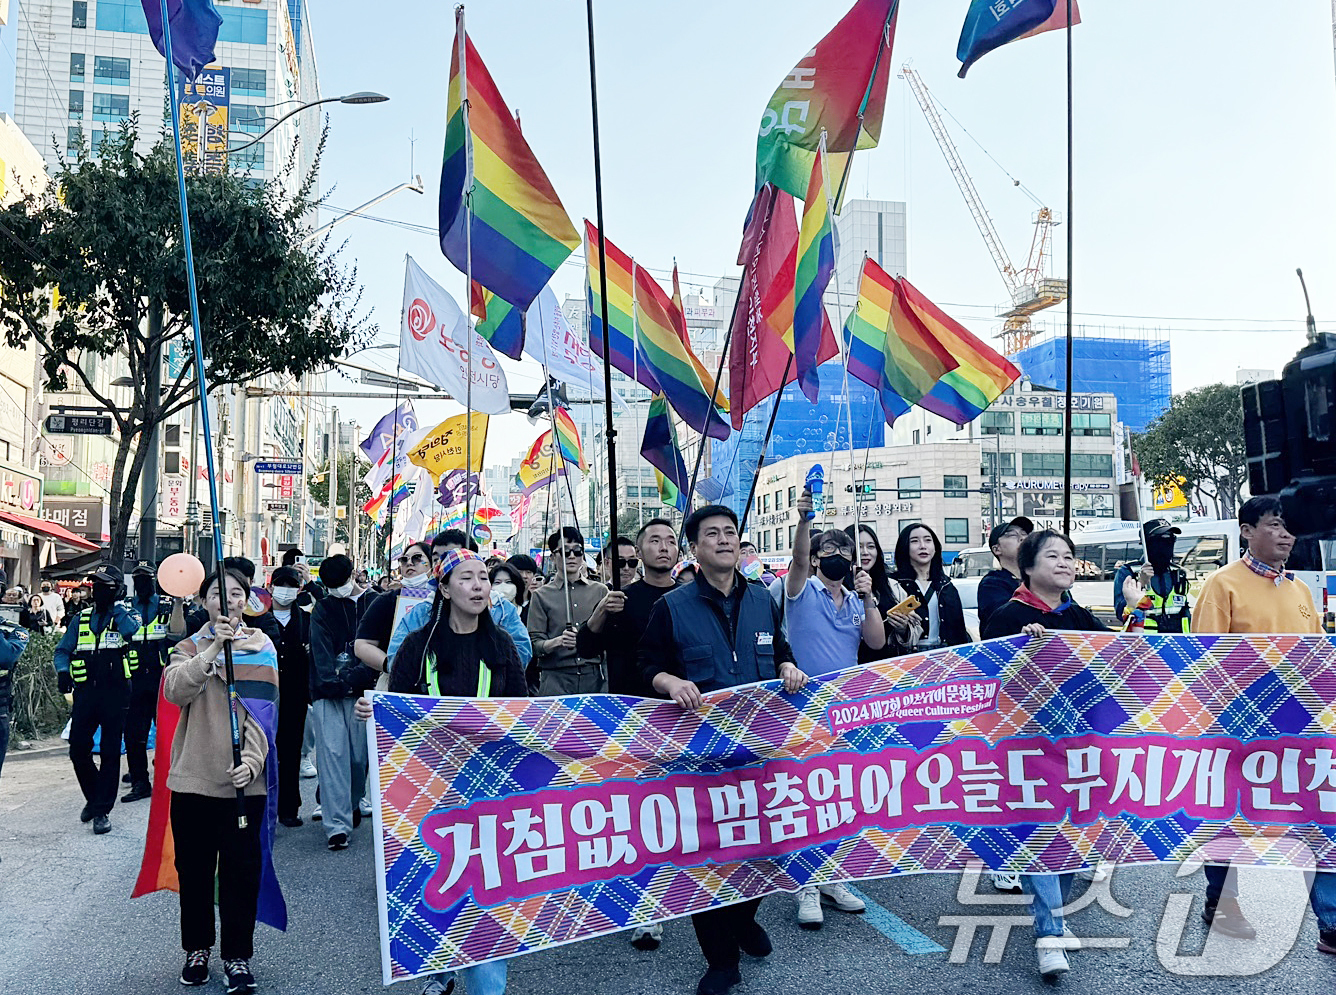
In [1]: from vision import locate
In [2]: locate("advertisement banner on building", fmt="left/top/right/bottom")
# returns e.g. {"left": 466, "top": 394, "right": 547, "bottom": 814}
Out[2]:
{"left": 179, "top": 66, "right": 230, "bottom": 175}
{"left": 162, "top": 478, "right": 185, "bottom": 522}
{"left": 279, "top": 475, "right": 295, "bottom": 499}
{"left": 41, "top": 497, "right": 108, "bottom": 542}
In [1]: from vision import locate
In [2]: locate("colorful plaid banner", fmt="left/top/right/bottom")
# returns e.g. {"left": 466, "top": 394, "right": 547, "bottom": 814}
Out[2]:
{"left": 369, "top": 632, "right": 1336, "bottom": 981}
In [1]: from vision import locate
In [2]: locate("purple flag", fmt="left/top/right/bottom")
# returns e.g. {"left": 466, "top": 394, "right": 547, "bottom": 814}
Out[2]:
{"left": 360, "top": 401, "right": 418, "bottom": 465}
{"left": 140, "top": 0, "right": 224, "bottom": 81}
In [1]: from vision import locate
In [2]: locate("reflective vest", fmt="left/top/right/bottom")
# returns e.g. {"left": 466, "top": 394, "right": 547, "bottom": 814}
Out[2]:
{"left": 424, "top": 651, "right": 492, "bottom": 698}
{"left": 126, "top": 604, "right": 171, "bottom": 673}
{"left": 1142, "top": 569, "right": 1191, "bottom": 633}
{"left": 70, "top": 610, "right": 132, "bottom": 682}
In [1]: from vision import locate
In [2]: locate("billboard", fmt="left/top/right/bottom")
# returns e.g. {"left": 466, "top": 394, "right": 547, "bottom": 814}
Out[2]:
{"left": 179, "top": 66, "right": 230, "bottom": 175}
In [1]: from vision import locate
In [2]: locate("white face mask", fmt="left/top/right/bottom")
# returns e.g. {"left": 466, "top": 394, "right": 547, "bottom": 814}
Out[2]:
{"left": 271, "top": 587, "right": 299, "bottom": 607}
{"left": 492, "top": 581, "right": 518, "bottom": 603}
{"left": 331, "top": 581, "right": 356, "bottom": 599}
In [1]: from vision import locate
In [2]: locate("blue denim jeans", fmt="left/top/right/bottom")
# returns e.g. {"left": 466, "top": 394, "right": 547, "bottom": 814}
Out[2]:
{"left": 1206, "top": 864, "right": 1336, "bottom": 931}
{"left": 429, "top": 961, "right": 508, "bottom": 995}
{"left": 1021, "top": 873, "right": 1075, "bottom": 938}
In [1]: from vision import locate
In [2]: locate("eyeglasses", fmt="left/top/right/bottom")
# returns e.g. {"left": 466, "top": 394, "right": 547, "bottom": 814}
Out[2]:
{"left": 563, "top": 547, "right": 585, "bottom": 558}
{"left": 398, "top": 554, "right": 428, "bottom": 567}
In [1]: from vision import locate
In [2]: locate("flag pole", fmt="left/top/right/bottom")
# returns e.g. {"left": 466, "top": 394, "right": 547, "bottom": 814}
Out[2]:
{"left": 1061, "top": 0, "right": 1074, "bottom": 536}
{"left": 739, "top": 365, "right": 791, "bottom": 536}
{"left": 158, "top": 4, "right": 247, "bottom": 831}
{"left": 458, "top": 6, "right": 476, "bottom": 529}
{"left": 832, "top": 0, "right": 899, "bottom": 209}
{"left": 584, "top": 0, "right": 624, "bottom": 592}
{"left": 682, "top": 284, "right": 739, "bottom": 513}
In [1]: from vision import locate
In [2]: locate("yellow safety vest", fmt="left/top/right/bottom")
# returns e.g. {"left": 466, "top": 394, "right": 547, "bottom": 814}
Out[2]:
{"left": 1141, "top": 583, "right": 1191, "bottom": 633}
{"left": 126, "top": 607, "right": 171, "bottom": 672}
{"left": 71, "top": 612, "right": 131, "bottom": 682}
{"left": 424, "top": 651, "right": 492, "bottom": 698}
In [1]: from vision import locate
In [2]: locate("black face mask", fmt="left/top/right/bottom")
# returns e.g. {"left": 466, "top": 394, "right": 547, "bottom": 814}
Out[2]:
{"left": 818, "top": 554, "right": 851, "bottom": 582}
{"left": 92, "top": 583, "right": 116, "bottom": 610}
{"left": 1147, "top": 535, "right": 1175, "bottom": 573}
{"left": 133, "top": 576, "right": 154, "bottom": 600}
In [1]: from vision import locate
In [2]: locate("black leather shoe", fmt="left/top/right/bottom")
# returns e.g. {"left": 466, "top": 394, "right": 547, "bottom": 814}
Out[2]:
{"left": 696, "top": 966, "right": 741, "bottom": 995}
{"left": 738, "top": 923, "right": 772, "bottom": 958}
{"left": 1202, "top": 898, "right": 1257, "bottom": 940}
{"left": 79, "top": 803, "right": 93, "bottom": 823}
{"left": 92, "top": 815, "right": 111, "bottom": 835}
{"left": 279, "top": 816, "right": 304, "bottom": 828}
{"left": 121, "top": 781, "right": 152, "bottom": 803}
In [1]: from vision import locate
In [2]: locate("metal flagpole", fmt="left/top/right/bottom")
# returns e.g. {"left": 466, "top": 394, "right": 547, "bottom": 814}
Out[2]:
{"left": 585, "top": 0, "right": 623, "bottom": 593}
{"left": 458, "top": 6, "right": 476, "bottom": 529}
{"left": 1061, "top": 0, "right": 1075, "bottom": 536}
{"left": 158, "top": 5, "right": 247, "bottom": 830}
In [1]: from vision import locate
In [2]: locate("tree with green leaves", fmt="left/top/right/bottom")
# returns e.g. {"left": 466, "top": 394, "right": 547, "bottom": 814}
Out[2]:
{"left": 1134, "top": 382, "right": 1247, "bottom": 519}
{"left": 0, "top": 119, "right": 372, "bottom": 559}
{"left": 307, "top": 451, "right": 373, "bottom": 544}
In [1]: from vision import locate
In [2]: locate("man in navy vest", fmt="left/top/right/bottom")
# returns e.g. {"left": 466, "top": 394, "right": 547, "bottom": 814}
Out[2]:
{"left": 640, "top": 504, "right": 807, "bottom": 995}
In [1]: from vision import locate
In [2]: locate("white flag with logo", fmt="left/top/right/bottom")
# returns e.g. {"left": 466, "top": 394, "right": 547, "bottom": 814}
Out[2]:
{"left": 399, "top": 256, "right": 512, "bottom": 415}
{"left": 524, "top": 287, "right": 628, "bottom": 412}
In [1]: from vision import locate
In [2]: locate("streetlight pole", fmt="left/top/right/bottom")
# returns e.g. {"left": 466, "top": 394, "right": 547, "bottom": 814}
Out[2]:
{"left": 326, "top": 405, "right": 339, "bottom": 555}
{"left": 226, "top": 91, "right": 390, "bottom": 155}
{"left": 138, "top": 305, "right": 164, "bottom": 566}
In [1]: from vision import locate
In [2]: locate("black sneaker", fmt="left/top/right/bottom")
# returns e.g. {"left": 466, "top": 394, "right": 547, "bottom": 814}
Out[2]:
{"left": 695, "top": 966, "right": 741, "bottom": 995}
{"left": 122, "top": 771, "right": 133, "bottom": 784}
{"left": 738, "top": 923, "right": 772, "bottom": 958}
{"left": 223, "top": 958, "right": 256, "bottom": 995}
{"left": 79, "top": 803, "right": 93, "bottom": 824}
{"left": 328, "top": 833, "right": 349, "bottom": 851}
{"left": 1319, "top": 929, "right": 1336, "bottom": 955}
{"left": 121, "top": 781, "right": 152, "bottom": 803}
{"left": 279, "top": 816, "right": 304, "bottom": 828}
{"left": 92, "top": 815, "right": 111, "bottom": 835}
{"left": 180, "top": 948, "right": 210, "bottom": 986}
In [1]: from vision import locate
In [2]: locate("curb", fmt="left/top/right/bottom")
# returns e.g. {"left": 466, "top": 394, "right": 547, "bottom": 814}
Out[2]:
{"left": 6, "top": 741, "right": 68, "bottom": 763}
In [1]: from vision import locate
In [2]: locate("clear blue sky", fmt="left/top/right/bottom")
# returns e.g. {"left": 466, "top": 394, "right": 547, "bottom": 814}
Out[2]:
{"left": 10, "top": 2, "right": 1336, "bottom": 468}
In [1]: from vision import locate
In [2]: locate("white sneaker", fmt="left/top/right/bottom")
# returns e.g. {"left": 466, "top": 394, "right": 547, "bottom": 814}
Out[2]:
{"left": 358, "top": 796, "right": 373, "bottom": 817}
{"left": 300, "top": 758, "right": 317, "bottom": 779}
{"left": 796, "top": 886, "right": 824, "bottom": 930}
{"left": 629, "top": 922, "right": 663, "bottom": 950}
{"left": 420, "top": 976, "right": 454, "bottom": 995}
{"left": 818, "top": 882, "right": 866, "bottom": 913}
{"left": 1078, "top": 862, "right": 1111, "bottom": 883}
{"left": 311, "top": 805, "right": 322, "bottom": 822}
{"left": 990, "top": 871, "right": 1023, "bottom": 893}
{"left": 1035, "top": 940, "right": 1070, "bottom": 977}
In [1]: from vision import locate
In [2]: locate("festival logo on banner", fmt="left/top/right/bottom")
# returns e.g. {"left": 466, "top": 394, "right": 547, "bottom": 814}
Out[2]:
{"left": 369, "top": 632, "right": 1336, "bottom": 981}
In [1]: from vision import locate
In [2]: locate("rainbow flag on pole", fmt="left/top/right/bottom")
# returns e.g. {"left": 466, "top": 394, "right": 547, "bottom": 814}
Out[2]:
{"left": 515, "top": 430, "right": 566, "bottom": 497}
{"left": 792, "top": 145, "right": 835, "bottom": 403}
{"left": 633, "top": 265, "right": 730, "bottom": 441}
{"left": 552, "top": 407, "right": 587, "bottom": 473}
{"left": 440, "top": 9, "right": 580, "bottom": 311}
{"left": 843, "top": 257, "right": 959, "bottom": 423}
{"left": 586, "top": 221, "right": 657, "bottom": 391}
{"left": 641, "top": 393, "right": 689, "bottom": 513}
{"left": 671, "top": 265, "right": 727, "bottom": 412}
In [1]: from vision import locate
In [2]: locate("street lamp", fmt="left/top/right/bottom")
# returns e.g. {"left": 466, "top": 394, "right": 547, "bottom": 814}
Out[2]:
{"left": 227, "top": 91, "right": 389, "bottom": 154}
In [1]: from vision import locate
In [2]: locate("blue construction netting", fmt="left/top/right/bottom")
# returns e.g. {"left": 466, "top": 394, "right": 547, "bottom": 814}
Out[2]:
{"left": 1012, "top": 334, "right": 1171, "bottom": 432}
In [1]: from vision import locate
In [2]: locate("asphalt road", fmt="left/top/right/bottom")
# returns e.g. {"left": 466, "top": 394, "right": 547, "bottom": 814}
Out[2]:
{"left": 3, "top": 749, "right": 1335, "bottom": 995}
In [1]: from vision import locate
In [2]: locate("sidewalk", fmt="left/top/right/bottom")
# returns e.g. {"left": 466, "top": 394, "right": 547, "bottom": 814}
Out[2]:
{"left": 4, "top": 734, "right": 65, "bottom": 762}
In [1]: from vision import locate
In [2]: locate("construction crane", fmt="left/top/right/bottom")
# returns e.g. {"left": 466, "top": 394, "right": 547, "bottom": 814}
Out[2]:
{"left": 900, "top": 66, "right": 1067, "bottom": 354}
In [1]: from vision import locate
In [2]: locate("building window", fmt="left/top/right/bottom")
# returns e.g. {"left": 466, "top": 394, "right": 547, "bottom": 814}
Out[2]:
{"left": 761, "top": 494, "right": 769, "bottom": 514}
{"left": 72, "top": 1, "right": 88, "bottom": 28}
{"left": 1020, "top": 411, "right": 1064, "bottom": 436}
{"left": 93, "top": 56, "right": 131, "bottom": 86}
{"left": 787, "top": 485, "right": 796, "bottom": 506}
{"left": 231, "top": 67, "right": 267, "bottom": 97}
{"left": 760, "top": 530, "right": 771, "bottom": 553}
{"left": 944, "top": 518, "right": 970, "bottom": 546}
{"left": 1021, "top": 452, "right": 1065, "bottom": 477}
{"left": 944, "top": 475, "right": 968, "bottom": 499}
{"left": 788, "top": 524, "right": 796, "bottom": 546}
{"left": 163, "top": 451, "right": 181, "bottom": 475}
{"left": 898, "top": 519, "right": 918, "bottom": 537}
{"left": 92, "top": 92, "right": 130, "bottom": 123}
{"left": 774, "top": 488, "right": 782, "bottom": 510}
{"left": 912, "top": 429, "right": 921, "bottom": 445}
{"left": 1072, "top": 412, "right": 1112, "bottom": 437}
{"left": 164, "top": 425, "right": 181, "bottom": 446}
{"left": 69, "top": 53, "right": 85, "bottom": 81}
{"left": 897, "top": 476, "right": 920, "bottom": 499}
{"left": 68, "top": 90, "right": 84, "bottom": 120}
{"left": 232, "top": 105, "right": 266, "bottom": 134}
{"left": 66, "top": 126, "right": 81, "bottom": 158}
{"left": 982, "top": 451, "right": 1015, "bottom": 477}
{"left": 218, "top": 6, "right": 270, "bottom": 44}
{"left": 1072, "top": 453, "right": 1114, "bottom": 478}
{"left": 981, "top": 410, "right": 1014, "bottom": 435}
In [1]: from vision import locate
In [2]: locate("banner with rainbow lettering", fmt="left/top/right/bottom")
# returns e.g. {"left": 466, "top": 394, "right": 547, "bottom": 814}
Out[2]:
{"left": 368, "top": 632, "right": 1336, "bottom": 981}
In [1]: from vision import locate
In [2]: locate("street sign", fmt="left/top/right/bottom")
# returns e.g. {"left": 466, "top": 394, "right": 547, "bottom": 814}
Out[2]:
{"left": 44, "top": 413, "right": 113, "bottom": 435}
{"left": 253, "top": 459, "right": 303, "bottom": 474}
{"left": 265, "top": 500, "right": 290, "bottom": 513}
{"left": 360, "top": 370, "right": 420, "bottom": 392}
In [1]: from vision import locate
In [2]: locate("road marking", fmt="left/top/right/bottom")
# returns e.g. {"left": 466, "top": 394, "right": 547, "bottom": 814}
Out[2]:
{"left": 846, "top": 885, "right": 948, "bottom": 955}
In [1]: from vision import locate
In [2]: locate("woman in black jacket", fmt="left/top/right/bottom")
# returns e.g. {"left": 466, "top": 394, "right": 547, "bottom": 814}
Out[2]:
{"left": 844, "top": 523, "right": 921, "bottom": 659}
{"left": 891, "top": 522, "right": 970, "bottom": 649}
{"left": 20, "top": 594, "right": 51, "bottom": 633}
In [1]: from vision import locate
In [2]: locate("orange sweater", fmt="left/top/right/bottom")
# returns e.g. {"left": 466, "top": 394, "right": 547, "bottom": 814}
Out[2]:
{"left": 1192, "top": 559, "right": 1320, "bottom": 635}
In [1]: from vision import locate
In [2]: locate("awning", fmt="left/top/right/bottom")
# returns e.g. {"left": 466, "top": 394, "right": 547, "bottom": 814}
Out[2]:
{"left": 0, "top": 510, "right": 100, "bottom": 551}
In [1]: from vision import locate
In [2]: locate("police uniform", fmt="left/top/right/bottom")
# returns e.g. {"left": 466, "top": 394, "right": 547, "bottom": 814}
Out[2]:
{"left": 52, "top": 565, "right": 143, "bottom": 828}
{"left": 121, "top": 592, "right": 173, "bottom": 800}
{"left": 1113, "top": 561, "right": 1192, "bottom": 632}
{"left": 0, "top": 623, "right": 30, "bottom": 784}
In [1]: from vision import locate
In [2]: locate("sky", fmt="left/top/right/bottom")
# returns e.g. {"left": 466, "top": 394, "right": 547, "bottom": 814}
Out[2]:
{"left": 7, "top": 1, "right": 1336, "bottom": 474}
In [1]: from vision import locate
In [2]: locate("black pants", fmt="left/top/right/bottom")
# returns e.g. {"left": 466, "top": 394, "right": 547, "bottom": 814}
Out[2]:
{"left": 275, "top": 677, "right": 307, "bottom": 821}
{"left": 0, "top": 690, "right": 10, "bottom": 785}
{"left": 1205, "top": 863, "right": 1237, "bottom": 905}
{"left": 68, "top": 675, "right": 130, "bottom": 818}
{"left": 171, "top": 791, "right": 265, "bottom": 960}
{"left": 123, "top": 662, "right": 161, "bottom": 785}
{"left": 692, "top": 898, "right": 764, "bottom": 969}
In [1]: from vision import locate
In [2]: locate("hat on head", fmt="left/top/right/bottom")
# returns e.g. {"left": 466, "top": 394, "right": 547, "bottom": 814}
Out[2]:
{"left": 988, "top": 516, "right": 1035, "bottom": 549}
{"left": 1143, "top": 518, "right": 1181, "bottom": 540}
{"left": 434, "top": 548, "right": 485, "bottom": 582}
{"left": 132, "top": 562, "right": 156, "bottom": 578}
{"left": 88, "top": 563, "right": 123, "bottom": 587}
{"left": 318, "top": 554, "right": 353, "bottom": 589}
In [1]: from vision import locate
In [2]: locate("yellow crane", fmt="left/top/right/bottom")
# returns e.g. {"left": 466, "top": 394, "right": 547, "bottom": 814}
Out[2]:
{"left": 900, "top": 66, "right": 1067, "bottom": 354}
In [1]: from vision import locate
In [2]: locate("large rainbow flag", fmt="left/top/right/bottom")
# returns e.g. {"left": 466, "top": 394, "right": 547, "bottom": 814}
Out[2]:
{"left": 439, "top": 10, "right": 580, "bottom": 312}
{"left": 585, "top": 221, "right": 657, "bottom": 392}
{"left": 552, "top": 407, "right": 587, "bottom": 474}
{"left": 515, "top": 429, "right": 566, "bottom": 497}
{"left": 843, "top": 257, "right": 959, "bottom": 423}
{"left": 640, "top": 392, "right": 690, "bottom": 513}
{"left": 671, "top": 265, "right": 727, "bottom": 412}
{"left": 792, "top": 146, "right": 835, "bottom": 403}
{"left": 470, "top": 281, "right": 524, "bottom": 360}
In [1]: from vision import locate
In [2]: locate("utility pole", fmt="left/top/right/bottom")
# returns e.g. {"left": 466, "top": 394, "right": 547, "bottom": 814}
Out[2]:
{"left": 138, "top": 305, "right": 164, "bottom": 566}
{"left": 349, "top": 421, "right": 361, "bottom": 567}
{"left": 296, "top": 372, "right": 311, "bottom": 553}
{"left": 326, "top": 405, "right": 339, "bottom": 555}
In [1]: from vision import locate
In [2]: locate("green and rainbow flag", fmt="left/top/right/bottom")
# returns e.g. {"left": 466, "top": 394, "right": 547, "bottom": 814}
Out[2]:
{"left": 553, "top": 407, "right": 587, "bottom": 474}
{"left": 792, "top": 146, "right": 834, "bottom": 404}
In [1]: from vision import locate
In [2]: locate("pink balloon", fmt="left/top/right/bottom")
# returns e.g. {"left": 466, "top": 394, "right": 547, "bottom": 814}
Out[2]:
{"left": 158, "top": 552, "right": 206, "bottom": 598}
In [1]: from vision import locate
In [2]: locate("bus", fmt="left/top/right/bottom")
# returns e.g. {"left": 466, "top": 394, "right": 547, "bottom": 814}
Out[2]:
{"left": 1288, "top": 536, "right": 1336, "bottom": 634}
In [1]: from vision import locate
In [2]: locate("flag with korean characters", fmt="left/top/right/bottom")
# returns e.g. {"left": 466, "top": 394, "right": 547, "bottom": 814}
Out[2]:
{"left": 366, "top": 631, "right": 1336, "bottom": 982}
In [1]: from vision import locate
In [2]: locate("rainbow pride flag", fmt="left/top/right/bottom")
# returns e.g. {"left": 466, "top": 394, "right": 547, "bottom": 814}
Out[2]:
{"left": 633, "top": 265, "right": 730, "bottom": 441}
{"left": 641, "top": 392, "right": 689, "bottom": 513}
{"left": 552, "top": 407, "right": 587, "bottom": 473}
{"left": 793, "top": 147, "right": 834, "bottom": 404}
{"left": 471, "top": 281, "right": 524, "bottom": 360}
{"left": 885, "top": 278, "right": 1021, "bottom": 423}
{"left": 439, "top": 11, "right": 580, "bottom": 312}
{"left": 671, "top": 265, "right": 727, "bottom": 412}
{"left": 843, "top": 257, "right": 959, "bottom": 423}
{"left": 515, "top": 429, "right": 566, "bottom": 496}
{"left": 585, "top": 221, "right": 657, "bottom": 392}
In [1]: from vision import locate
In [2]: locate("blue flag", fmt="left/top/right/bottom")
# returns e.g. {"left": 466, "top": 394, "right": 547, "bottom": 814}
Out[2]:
{"left": 957, "top": 0, "right": 1078, "bottom": 78}
{"left": 360, "top": 401, "right": 419, "bottom": 466}
{"left": 140, "top": 0, "right": 224, "bottom": 81}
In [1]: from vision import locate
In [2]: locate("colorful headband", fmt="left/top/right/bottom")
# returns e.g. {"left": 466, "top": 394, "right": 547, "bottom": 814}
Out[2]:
{"left": 671, "top": 558, "right": 698, "bottom": 580}
{"left": 434, "top": 548, "right": 485, "bottom": 581}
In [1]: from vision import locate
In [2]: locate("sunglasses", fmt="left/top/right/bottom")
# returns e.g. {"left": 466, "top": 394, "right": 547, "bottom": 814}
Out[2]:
{"left": 563, "top": 547, "right": 585, "bottom": 558}
{"left": 613, "top": 557, "right": 640, "bottom": 569}
{"left": 398, "top": 554, "right": 428, "bottom": 567}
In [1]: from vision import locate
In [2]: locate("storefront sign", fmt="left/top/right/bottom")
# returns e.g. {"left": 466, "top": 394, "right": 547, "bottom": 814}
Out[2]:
{"left": 41, "top": 496, "right": 108, "bottom": 542}
{"left": 991, "top": 393, "right": 1107, "bottom": 410}
{"left": 1004, "top": 480, "right": 1112, "bottom": 492}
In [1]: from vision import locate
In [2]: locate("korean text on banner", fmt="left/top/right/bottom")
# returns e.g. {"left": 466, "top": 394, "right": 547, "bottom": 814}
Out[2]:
{"left": 370, "top": 632, "right": 1336, "bottom": 981}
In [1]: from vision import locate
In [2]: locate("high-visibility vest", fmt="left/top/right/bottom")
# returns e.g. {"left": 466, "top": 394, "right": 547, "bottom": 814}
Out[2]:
{"left": 1142, "top": 570, "right": 1191, "bottom": 633}
{"left": 424, "top": 651, "right": 492, "bottom": 698}
{"left": 127, "top": 604, "right": 172, "bottom": 672}
{"left": 70, "top": 611, "right": 132, "bottom": 682}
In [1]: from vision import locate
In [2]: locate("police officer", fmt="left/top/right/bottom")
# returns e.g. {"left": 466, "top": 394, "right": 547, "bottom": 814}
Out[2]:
{"left": 53, "top": 564, "right": 143, "bottom": 835}
{"left": 1113, "top": 518, "right": 1191, "bottom": 632}
{"left": 120, "top": 562, "right": 172, "bottom": 803}
{"left": 0, "top": 619, "right": 30, "bottom": 786}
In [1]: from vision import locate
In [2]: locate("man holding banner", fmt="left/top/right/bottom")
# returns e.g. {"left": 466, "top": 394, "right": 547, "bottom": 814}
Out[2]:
{"left": 641, "top": 504, "right": 808, "bottom": 995}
